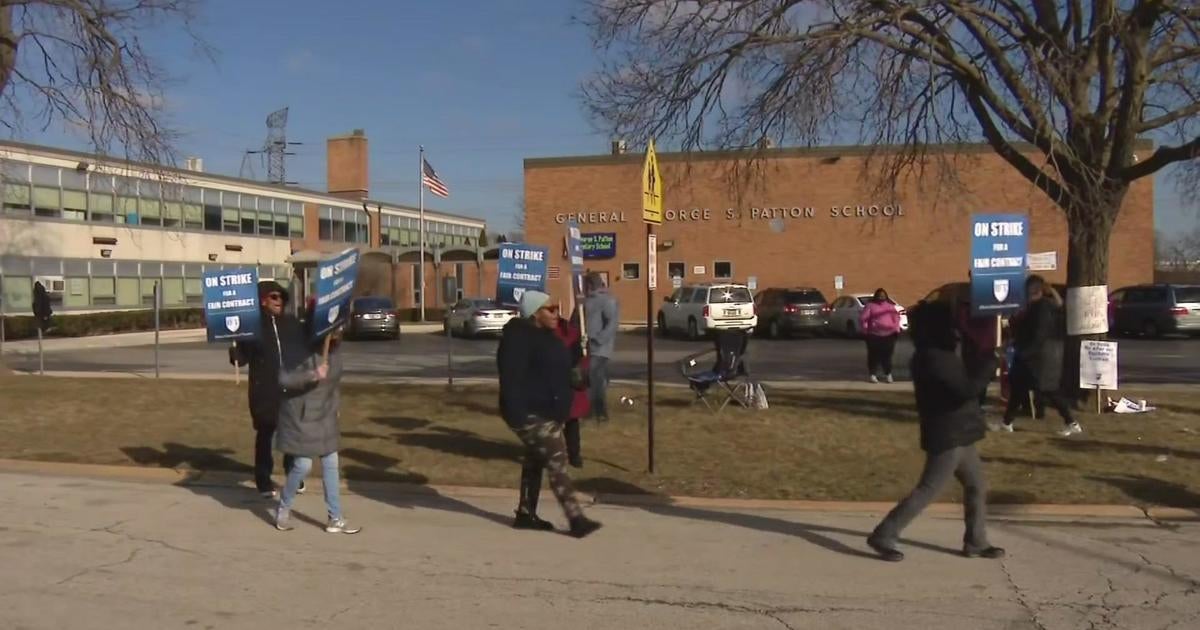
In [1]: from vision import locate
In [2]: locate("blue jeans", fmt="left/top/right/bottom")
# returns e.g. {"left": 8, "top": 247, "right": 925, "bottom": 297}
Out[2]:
{"left": 588, "top": 356, "right": 610, "bottom": 418}
{"left": 279, "top": 451, "right": 342, "bottom": 521}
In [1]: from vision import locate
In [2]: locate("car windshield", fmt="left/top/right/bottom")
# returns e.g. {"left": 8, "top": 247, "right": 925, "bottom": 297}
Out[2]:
{"left": 1175, "top": 287, "right": 1200, "bottom": 304}
{"left": 785, "top": 290, "right": 825, "bottom": 304}
{"left": 353, "top": 297, "right": 394, "bottom": 311}
{"left": 710, "top": 287, "right": 753, "bottom": 303}
{"left": 471, "top": 299, "right": 500, "bottom": 309}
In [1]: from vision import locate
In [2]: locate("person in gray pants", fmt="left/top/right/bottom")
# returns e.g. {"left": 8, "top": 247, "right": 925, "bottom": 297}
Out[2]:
{"left": 583, "top": 273, "right": 618, "bottom": 422}
{"left": 868, "top": 300, "right": 1005, "bottom": 562}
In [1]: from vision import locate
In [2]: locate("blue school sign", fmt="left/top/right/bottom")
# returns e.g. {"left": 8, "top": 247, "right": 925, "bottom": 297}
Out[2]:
{"left": 313, "top": 248, "right": 360, "bottom": 339}
{"left": 581, "top": 232, "right": 617, "bottom": 259}
{"left": 566, "top": 220, "right": 585, "bottom": 297}
{"left": 970, "top": 214, "right": 1029, "bottom": 317}
{"left": 203, "top": 268, "right": 261, "bottom": 343}
{"left": 496, "top": 243, "right": 548, "bottom": 307}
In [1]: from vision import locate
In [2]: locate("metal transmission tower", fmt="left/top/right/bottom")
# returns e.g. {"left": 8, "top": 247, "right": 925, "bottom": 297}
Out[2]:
{"left": 264, "top": 107, "right": 301, "bottom": 185}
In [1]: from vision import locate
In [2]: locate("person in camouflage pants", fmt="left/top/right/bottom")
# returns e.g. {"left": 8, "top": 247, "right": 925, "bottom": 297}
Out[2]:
{"left": 497, "top": 289, "right": 601, "bottom": 539}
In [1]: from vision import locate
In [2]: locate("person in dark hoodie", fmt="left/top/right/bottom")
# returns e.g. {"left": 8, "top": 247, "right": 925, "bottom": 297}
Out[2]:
{"left": 957, "top": 272, "right": 998, "bottom": 408}
{"left": 998, "top": 275, "right": 1081, "bottom": 436}
{"left": 867, "top": 300, "right": 1005, "bottom": 562}
{"left": 229, "top": 280, "right": 303, "bottom": 498}
{"left": 497, "top": 289, "right": 601, "bottom": 538}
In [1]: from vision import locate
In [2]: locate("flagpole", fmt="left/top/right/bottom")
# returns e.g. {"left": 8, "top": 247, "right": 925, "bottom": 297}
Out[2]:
{"left": 419, "top": 145, "right": 426, "bottom": 322}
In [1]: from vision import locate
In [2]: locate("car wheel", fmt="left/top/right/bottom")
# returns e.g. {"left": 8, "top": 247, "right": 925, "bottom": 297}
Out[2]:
{"left": 769, "top": 319, "right": 781, "bottom": 339}
{"left": 657, "top": 313, "right": 668, "bottom": 338}
{"left": 845, "top": 321, "right": 857, "bottom": 338}
{"left": 462, "top": 322, "right": 473, "bottom": 339}
{"left": 687, "top": 318, "right": 699, "bottom": 341}
{"left": 1142, "top": 320, "right": 1160, "bottom": 339}
{"left": 443, "top": 320, "right": 451, "bottom": 337}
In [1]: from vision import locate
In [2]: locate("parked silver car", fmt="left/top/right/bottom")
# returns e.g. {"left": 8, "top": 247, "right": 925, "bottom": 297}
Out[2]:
{"left": 826, "top": 294, "right": 909, "bottom": 337}
{"left": 346, "top": 296, "right": 400, "bottom": 340}
{"left": 444, "top": 298, "right": 518, "bottom": 338}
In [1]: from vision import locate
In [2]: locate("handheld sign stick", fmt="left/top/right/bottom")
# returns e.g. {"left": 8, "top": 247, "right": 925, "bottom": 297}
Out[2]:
{"left": 233, "top": 341, "right": 240, "bottom": 385}
{"left": 322, "top": 328, "right": 335, "bottom": 366}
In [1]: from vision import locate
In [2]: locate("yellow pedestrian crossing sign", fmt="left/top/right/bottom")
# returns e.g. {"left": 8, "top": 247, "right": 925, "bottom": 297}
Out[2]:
{"left": 642, "top": 139, "right": 663, "bottom": 225}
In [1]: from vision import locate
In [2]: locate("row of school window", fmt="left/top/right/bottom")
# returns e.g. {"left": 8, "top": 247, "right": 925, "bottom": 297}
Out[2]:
{"left": 1, "top": 163, "right": 307, "bottom": 238}
{"left": 619, "top": 261, "right": 734, "bottom": 281}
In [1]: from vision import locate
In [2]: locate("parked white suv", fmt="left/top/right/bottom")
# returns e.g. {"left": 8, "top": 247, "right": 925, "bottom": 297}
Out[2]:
{"left": 658, "top": 283, "right": 757, "bottom": 339}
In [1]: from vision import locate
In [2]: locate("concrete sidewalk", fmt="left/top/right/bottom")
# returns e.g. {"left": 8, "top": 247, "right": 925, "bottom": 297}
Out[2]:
{"left": 1, "top": 467, "right": 1197, "bottom": 629}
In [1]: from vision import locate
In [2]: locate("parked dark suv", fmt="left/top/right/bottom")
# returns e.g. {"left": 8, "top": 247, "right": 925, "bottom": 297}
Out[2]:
{"left": 1109, "top": 284, "right": 1200, "bottom": 338}
{"left": 753, "top": 287, "right": 830, "bottom": 338}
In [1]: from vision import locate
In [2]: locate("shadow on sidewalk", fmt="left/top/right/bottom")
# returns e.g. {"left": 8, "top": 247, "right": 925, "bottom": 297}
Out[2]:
{"left": 343, "top": 468, "right": 512, "bottom": 529}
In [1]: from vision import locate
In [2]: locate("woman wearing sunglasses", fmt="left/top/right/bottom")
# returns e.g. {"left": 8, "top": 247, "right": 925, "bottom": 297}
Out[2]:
{"left": 497, "top": 290, "right": 601, "bottom": 538}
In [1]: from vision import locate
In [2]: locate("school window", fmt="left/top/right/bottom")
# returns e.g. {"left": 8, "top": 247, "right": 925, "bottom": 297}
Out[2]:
{"left": 184, "top": 277, "right": 203, "bottom": 305}
{"left": 668, "top": 262, "right": 685, "bottom": 278}
{"left": 138, "top": 195, "right": 161, "bottom": 227}
{"left": 162, "top": 201, "right": 183, "bottom": 228}
{"left": 3, "top": 181, "right": 32, "bottom": 214}
{"left": 89, "top": 192, "right": 115, "bottom": 222}
{"left": 714, "top": 261, "right": 733, "bottom": 280}
{"left": 140, "top": 279, "right": 158, "bottom": 307}
{"left": 116, "top": 195, "right": 137, "bottom": 224}
{"left": 64, "top": 277, "right": 90, "bottom": 308}
{"left": 623, "top": 262, "right": 640, "bottom": 280}
{"left": 1, "top": 276, "right": 33, "bottom": 310}
{"left": 288, "top": 215, "right": 304, "bottom": 238}
{"left": 62, "top": 190, "right": 87, "bottom": 221}
{"left": 163, "top": 278, "right": 185, "bottom": 306}
{"left": 90, "top": 277, "right": 116, "bottom": 306}
{"left": 116, "top": 278, "right": 141, "bottom": 307}
{"left": 32, "top": 186, "right": 61, "bottom": 218}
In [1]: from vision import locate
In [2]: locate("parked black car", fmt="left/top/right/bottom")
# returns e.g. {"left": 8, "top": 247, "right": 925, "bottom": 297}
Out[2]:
{"left": 752, "top": 287, "right": 830, "bottom": 338}
{"left": 1109, "top": 284, "right": 1200, "bottom": 338}
{"left": 346, "top": 296, "right": 400, "bottom": 340}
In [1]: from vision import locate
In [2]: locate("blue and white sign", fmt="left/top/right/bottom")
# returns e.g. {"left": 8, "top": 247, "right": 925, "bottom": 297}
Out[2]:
{"left": 970, "top": 213, "right": 1029, "bottom": 317}
{"left": 203, "top": 268, "right": 261, "bottom": 343}
{"left": 566, "top": 220, "right": 585, "bottom": 297}
{"left": 313, "top": 248, "right": 360, "bottom": 339}
{"left": 496, "top": 243, "right": 548, "bottom": 307}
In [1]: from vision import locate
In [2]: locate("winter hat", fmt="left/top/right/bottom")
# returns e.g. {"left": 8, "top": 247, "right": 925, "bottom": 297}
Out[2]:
{"left": 519, "top": 290, "right": 552, "bottom": 318}
{"left": 258, "top": 280, "right": 290, "bottom": 304}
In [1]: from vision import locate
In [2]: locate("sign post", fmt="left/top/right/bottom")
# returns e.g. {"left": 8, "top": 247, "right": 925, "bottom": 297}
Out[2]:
{"left": 153, "top": 281, "right": 160, "bottom": 379}
{"left": 642, "top": 139, "right": 663, "bottom": 474}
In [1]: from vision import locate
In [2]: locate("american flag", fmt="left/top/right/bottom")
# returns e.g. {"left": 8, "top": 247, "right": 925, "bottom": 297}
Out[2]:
{"left": 422, "top": 159, "right": 450, "bottom": 198}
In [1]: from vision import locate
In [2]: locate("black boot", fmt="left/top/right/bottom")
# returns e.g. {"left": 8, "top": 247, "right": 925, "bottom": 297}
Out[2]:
{"left": 565, "top": 419, "right": 583, "bottom": 468}
{"left": 513, "top": 462, "right": 554, "bottom": 531}
{"left": 569, "top": 515, "right": 603, "bottom": 539}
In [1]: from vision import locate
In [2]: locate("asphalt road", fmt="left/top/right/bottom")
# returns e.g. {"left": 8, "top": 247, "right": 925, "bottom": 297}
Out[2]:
{"left": 4, "top": 330, "right": 1198, "bottom": 384}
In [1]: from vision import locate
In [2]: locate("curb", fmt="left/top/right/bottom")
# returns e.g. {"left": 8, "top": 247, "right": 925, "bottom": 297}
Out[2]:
{"left": 0, "top": 458, "right": 1194, "bottom": 522}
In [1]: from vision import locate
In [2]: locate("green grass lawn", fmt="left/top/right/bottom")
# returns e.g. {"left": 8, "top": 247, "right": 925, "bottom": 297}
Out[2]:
{"left": 1, "top": 375, "right": 1198, "bottom": 506}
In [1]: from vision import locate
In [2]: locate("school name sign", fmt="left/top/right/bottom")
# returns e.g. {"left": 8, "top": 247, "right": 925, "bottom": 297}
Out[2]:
{"left": 554, "top": 204, "right": 906, "bottom": 224}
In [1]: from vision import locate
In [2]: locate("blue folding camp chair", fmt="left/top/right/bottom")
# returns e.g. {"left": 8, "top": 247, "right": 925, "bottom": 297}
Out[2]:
{"left": 679, "top": 329, "right": 755, "bottom": 413}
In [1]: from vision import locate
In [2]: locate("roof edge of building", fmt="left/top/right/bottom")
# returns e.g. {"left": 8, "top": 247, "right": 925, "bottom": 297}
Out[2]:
{"left": 0, "top": 139, "right": 485, "bottom": 225}
{"left": 523, "top": 139, "right": 1157, "bottom": 169}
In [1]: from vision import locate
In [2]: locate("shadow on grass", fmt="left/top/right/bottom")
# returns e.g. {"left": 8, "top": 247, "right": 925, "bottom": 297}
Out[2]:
{"left": 786, "top": 394, "right": 918, "bottom": 423}
{"left": 1057, "top": 439, "right": 1200, "bottom": 461}
{"left": 982, "top": 456, "right": 1071, "bottom": 469}
{"left": 371, "top": 417, "right": 432, "bottom": 431}
{"left": 396, "top": 432, "right": 523, "bottom": 462}
{"left": 1086, "top": 474, "right": 1200, "bottom": 508}
{"left": 121, "top": 443, "right": 252, "bottom": 473}
{"left": 441, "top": 396, "right": 500, "bottom": 416}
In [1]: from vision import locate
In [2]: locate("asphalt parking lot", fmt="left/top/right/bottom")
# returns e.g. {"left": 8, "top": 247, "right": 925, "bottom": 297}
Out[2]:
{"left": 4, "top": 330, "right": 1197, "bottom": 384}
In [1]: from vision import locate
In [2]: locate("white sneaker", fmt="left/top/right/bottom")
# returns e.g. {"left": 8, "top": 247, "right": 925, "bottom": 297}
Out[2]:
{"left": 869, "top": 375, "right": 879, "bottom": 384}
{"left": 325, "top": 518, "right": 362, "bottom": 534}
{"left": 275, "top": 508, "right": 294, "bottom": 532}
{"left": 1059, "top": 422, "right": 1083, "bottom": 437}
{"left": 988, "top": 421, "right": 1014, "bottom": 433}
{"left": 885, "top": 374, "right": 894, "bottom": 384}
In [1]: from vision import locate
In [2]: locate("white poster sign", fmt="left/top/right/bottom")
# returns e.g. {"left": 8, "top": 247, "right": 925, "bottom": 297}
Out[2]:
{"left": 1079, "top": 340, "right": 1118, "bottom": 390}
{"left": 1027, "top": 251, "right": 1058, "bottom": 271}
{"left": 747, "top": 276, "right": 758, "bottom": 291}
{"left": 647, "top": 234, "right": 658, "bottom": 290}
{"left": 1066, "top": 285, "right": 1109, "bottom": 335}
{"left": 834, "top": 275, "right": 845, "bottom": 291}
{"left": 693, "top": 265, "right": 706, "bottom": 275}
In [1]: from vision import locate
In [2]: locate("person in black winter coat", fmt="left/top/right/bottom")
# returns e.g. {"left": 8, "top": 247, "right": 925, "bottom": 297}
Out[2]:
{"left": 229, "top": 280, "right": 302, "bottom": 498}
{"left": 497, "top": 289, "right": 601, "bottom": 539}
{"left": 867, "top": 300, "right": 1005, "bottom": 562}
{"left": 999, "top": 275, "right": 1081, "bottom": 436}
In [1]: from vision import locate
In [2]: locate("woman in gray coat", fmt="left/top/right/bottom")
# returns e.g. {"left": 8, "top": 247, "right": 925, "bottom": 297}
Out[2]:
{"left": 274, "top": 330, "right": 360, "bottom": 534}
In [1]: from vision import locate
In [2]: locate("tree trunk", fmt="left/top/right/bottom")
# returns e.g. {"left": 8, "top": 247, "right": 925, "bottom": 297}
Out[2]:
{"left": 1060, "top": 190, "right": 1124, "bottom": 407}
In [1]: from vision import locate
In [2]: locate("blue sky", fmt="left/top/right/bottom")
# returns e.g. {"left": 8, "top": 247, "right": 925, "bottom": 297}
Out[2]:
{"left": 10, "top": 0, "right": 1194, "bottom": 234}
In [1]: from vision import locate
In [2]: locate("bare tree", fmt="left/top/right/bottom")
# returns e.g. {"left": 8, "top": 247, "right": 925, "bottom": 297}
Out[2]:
{"left": 582, "top": 0, "right": 1200, "bottom": 394}
{"left": 0, "top": 0, "right": 203, "bottom": 165}
{"left": 508, "top": 193, "right": 526, "bottom": 242}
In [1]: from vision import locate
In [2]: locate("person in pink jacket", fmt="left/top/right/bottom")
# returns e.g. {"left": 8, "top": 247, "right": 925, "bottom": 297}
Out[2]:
{"left": 860, "top": 288, "right": 903, "bottom": 383}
